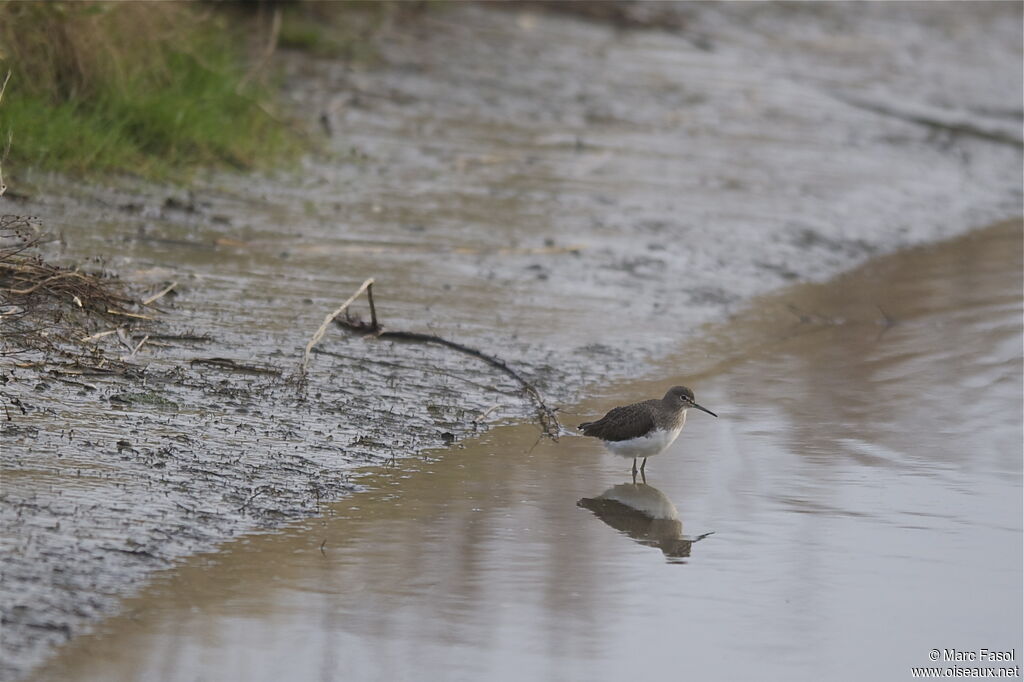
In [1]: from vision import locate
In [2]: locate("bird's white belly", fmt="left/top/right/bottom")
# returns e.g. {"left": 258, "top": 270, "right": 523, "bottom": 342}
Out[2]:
{"left": 603, "top": 426, "right": 682, "bottom": 459}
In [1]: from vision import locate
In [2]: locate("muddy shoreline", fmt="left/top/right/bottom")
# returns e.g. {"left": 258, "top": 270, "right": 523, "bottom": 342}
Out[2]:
{"left": 2, "top": 3, "right": 1022, "bottom": 680}
{"left": 25, "top": 219, "right": 1022, "bottom": 682}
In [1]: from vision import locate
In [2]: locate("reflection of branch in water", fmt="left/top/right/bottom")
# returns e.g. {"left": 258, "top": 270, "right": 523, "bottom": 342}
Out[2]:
{"left": 578, "top": 482, "right": 714, "bottom": 562}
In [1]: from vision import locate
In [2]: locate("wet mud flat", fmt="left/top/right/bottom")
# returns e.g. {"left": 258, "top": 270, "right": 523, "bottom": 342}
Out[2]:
{"left": 2, "top": 3, "right": 1022, "bottom": 680}
{"left": 24, "top": 219, "right": 1024, "bottom": 682}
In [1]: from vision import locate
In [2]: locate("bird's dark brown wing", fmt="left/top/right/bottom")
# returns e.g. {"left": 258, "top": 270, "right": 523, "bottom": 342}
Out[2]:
{"left": 578, "top": 402, "right": 656, "bottom": 442}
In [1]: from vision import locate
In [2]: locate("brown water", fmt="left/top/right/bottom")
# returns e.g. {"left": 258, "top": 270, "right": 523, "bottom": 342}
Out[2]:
{"left": 29, "top": 221, "right": 1023, "bottom": 681}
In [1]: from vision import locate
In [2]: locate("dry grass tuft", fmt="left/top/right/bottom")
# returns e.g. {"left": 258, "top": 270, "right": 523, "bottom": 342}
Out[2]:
{"left": 0, "top": 2, "right": 298, "bottom": 176}
{"left": 0, "top": 3, "right": 196, "bottom": 102}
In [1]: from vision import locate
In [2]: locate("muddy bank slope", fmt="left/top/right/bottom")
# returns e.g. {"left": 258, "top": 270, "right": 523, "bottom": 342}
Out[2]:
{"left": 2, "top": 4, "right": 1021, "bottom": 680}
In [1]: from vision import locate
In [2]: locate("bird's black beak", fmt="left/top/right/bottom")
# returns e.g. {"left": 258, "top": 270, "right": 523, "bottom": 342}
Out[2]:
{"left": 692, "top": 402, "right": 717, "bottom": 418}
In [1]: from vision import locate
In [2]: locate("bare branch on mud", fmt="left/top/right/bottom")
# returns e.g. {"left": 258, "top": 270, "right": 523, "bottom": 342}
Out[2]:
{"left": 142, "top": 281, "right": 177, "bottom": 306}
{"left": 301, "top": 277, "right": 374, "bottom": 375}
{"left": 370, "top": 329, "right": 562, "bottom": 439}
{"left": 324, "top": 280, "right": 562, "bottom": 440}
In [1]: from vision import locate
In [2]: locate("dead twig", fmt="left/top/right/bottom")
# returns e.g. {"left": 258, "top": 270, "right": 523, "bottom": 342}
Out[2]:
{"left": 190, "top": 357, "right": 282, "bottom": 376}
{"left": 142, "top": 281, "right": 177, "bottom": 306}
{"left": 5, "top": 270, "right": 95, "bottom": 295}
{"left": 106, "top": 309, "right": 155, "bottom": 320}
{"left": 377, "top": 329, "right": 561, "bottom": 439}
{"left": 238, "top": 487, "right": 269, "bottom": 512}
{"left": 474, "top": 404, "right": 500, "bottom": 424}
{"left": 1, "top": 217, "right": 157, "bottom": 359}
{"left": 129, "top": 335, "right": 150, "bottom": 358}
{"left": 136, "top": 332, "right": 212, "bottom": 343}
{"left": 52, "top": 377, "right": 98, "bottom": 391}
{"left": 81, "top": 329, "right": 119, "bottom": 343}
{"left": 333, "top": 281, "right": 562, "bottom": 440}
{"left": 301, "top": 277, "right": 374, "bottom": 374}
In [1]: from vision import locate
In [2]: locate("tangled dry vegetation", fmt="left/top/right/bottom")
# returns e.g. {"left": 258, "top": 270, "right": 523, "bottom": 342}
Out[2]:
{"left": 0, "top": 215, "right": 156, "bottom": 369}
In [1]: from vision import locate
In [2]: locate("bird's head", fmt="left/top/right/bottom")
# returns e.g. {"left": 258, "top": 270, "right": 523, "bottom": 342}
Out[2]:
{"left": 664, "top": 385, "right": 717, "bottom": 417}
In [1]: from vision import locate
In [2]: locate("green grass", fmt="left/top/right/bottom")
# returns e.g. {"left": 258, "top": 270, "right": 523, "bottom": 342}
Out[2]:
{"left": 0, "top": 2, "right": 300, "bottom": 179}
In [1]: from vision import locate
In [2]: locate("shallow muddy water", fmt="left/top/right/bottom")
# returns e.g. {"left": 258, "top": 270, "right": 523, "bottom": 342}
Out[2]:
{"left": 29, "top": 222, "right": 1022, "bottom": 681}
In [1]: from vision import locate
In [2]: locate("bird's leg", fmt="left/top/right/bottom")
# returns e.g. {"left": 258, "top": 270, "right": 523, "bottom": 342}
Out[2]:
{"left": 631, "top": 458, "right": 638, "bottom": 477}
{"left": 640, "top": 457, "right": 647, "bottom": 474}
{"left": 640, "top": 467, "right": 647, "bottom": 484}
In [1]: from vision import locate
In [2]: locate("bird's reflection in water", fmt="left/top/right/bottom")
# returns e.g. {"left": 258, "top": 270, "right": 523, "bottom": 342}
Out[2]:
{"left": 578, "top": 482, "right": 713, "bottom": 563}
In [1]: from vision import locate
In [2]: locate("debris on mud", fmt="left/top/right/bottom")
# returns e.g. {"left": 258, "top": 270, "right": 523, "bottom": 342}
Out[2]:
{"left": 336, "top": 287, "right": 562, "bottom": 440}
{"left": 301, "top": 278, "right": 562, "bottom": 439}
{"left": 0, "top": 215, "right": 153, "bottom": 363}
